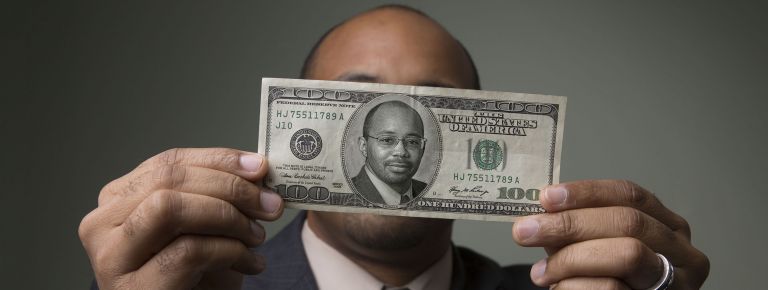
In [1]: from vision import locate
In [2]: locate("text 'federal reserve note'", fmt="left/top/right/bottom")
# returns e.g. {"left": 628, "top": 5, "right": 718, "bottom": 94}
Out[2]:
{"left": 258, "top": 78, "right": 566, "bottom": 222}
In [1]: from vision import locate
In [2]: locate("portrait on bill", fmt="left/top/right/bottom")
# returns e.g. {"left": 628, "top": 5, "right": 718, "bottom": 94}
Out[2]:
{"left": 342, "top": 93, "right": 442, "bottom": 208}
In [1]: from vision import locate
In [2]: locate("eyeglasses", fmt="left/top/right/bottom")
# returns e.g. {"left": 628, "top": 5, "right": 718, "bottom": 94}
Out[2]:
{"left": 366, "top": 135, "right": 427, "bottom": 150}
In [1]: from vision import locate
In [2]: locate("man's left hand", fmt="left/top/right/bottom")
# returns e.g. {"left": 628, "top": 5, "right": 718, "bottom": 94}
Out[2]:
{"left": 512, "top": 180, "right": 710, "bottom": 289}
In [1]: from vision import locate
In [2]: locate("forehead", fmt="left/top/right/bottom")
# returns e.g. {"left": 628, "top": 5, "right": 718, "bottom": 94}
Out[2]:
{"left": 309, "top": 9, "right": 474, "bottom": 89}
{"left": 368, "top": 104, "right": 423, "bottom": 134}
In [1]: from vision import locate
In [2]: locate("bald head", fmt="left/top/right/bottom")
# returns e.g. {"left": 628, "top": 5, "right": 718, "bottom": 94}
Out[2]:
{"left": 363, "top": 101, "right": 424, "bottom": 138}
{"left": 301, "top": 5, "right": 480, "bottom": 90}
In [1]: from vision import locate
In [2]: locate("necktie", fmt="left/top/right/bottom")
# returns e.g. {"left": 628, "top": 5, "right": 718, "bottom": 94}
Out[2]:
{"left": 400, "top": 194, "right": 411, "bottom": 204}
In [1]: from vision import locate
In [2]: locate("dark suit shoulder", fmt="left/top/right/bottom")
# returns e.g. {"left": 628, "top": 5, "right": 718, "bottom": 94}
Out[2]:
{"left": 412, "top": 178, "right": 427, "bottom": 194}
{"left": 351, "top": 168, "right": 385, "bottom": 204}
{"left": 454, "top": 246, "right": 544, "bottom": 290}
{"left": 244, "top": 212, "right": 317, "bottom": 290}
{"left": 500, "top": 265, "right": 545, "bottom": 290}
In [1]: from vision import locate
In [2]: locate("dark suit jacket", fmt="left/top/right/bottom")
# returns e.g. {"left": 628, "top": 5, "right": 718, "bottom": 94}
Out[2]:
{"left": 90, "top": 212, "right": 544, "bottom": 290}
{"left": 247, "top": 211, "right": 545, "bottom": 290}
{"left": 351, "top": 167, "right": 427, "bottom": 205}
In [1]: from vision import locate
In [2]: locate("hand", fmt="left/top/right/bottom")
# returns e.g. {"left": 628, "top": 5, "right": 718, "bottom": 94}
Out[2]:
{"left": 78, "top": 148, "right": 284, "bottom": 290}
{"left": 512, "top": 180, "right": 709, "bottom": 289}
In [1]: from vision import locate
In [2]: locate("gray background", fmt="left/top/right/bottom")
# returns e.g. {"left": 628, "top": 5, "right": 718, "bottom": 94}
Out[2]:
{"left": 5, "top": 1, "right": 767, "bottom": 289}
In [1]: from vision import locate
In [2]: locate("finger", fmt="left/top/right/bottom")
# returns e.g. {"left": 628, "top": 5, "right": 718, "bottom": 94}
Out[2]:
{"left": 132, "top": 235, "right": 263, "bottom": 290}
{"left": 550, "top": 277, "right": 630, "bottom": 290}
{"left": 101, "top": 191, "right": 266, "bottom": 272}
{"left": 101, "top": 164, "right": 283, "bottom": 222}
{"left": 99, "top": 148, "right": 268, "bottom": 205}
{"left": 513, "top": 207, "right": 694, "bottom": 262}
{"left": 79, "top": 209, "right": 110, "bottom": 256}
{"left": 529, "top": 237, "right": 663, "bottom": 289}
{"left": 136, "top": 148, "right": 268, "bottom": 181}
{"left": 540, "top": 180, "right": 691, "bottom": 238}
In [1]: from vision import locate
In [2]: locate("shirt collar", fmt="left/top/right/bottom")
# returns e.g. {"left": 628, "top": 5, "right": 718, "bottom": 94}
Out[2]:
{"left": 364, "top": 165, "right": 413, "bottom": 205}
{"left": 301, "top": 220, "right": 452, "bottom": 290}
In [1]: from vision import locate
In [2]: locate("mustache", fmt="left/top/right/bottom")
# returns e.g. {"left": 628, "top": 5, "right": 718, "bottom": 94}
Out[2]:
{"left": 384, "top": 159, "right": 413, "bottom": 167}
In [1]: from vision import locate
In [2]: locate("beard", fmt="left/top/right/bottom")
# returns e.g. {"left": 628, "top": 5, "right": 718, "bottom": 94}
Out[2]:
{"left": 366, "top": 153, "right": 423, "bottom": 186}
{"left": 341, "top": 213, "right": 452, "bottom": 251}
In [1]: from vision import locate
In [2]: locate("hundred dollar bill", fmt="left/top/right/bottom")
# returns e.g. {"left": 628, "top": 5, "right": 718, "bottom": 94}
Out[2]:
{"left": 258, "top": 78, "right": 566, "bottom": 222}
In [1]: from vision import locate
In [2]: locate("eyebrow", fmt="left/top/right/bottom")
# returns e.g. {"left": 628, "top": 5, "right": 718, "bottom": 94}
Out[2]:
{"left": 336, "top": 72, "right": 457, "bottom": 89}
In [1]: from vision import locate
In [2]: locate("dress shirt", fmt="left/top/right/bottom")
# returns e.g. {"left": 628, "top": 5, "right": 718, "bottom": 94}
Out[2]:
{"left": 302, "top": 220, "right": 452, "bottom": 290}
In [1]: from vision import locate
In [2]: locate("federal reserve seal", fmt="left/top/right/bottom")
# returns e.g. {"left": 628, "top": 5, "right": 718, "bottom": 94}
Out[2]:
{"left": 290, "top": 128, "right": 323, "bottom": 160}
{"left": 473, "top": 139, "right": 503, "bottom": 170}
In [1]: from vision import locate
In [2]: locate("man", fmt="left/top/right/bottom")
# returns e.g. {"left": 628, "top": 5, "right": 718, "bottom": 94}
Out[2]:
{"left": 353, "top": 100, "right": 428, "bottom": 206}
{"left": 79, "top": 5, "right": 709, "bottom": 290}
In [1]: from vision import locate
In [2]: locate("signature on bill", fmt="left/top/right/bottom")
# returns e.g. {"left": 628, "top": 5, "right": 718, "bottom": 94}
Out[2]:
{"left": 448, "top": 185, "right": 489, "bottom": 199}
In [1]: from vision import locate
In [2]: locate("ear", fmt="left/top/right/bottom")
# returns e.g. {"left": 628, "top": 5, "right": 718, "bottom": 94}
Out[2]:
{"left": 358, "top": 136, "right": 367, "bottom": 158}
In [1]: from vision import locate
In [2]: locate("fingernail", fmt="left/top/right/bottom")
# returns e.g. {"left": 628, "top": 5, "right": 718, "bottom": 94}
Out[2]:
{"left": 260, "top": 189, "right": 282, "bottom": 213}
{"left": 515, "top": 218, "right": 540, "bottom": 241}
{"left": 545, "top": 186, "right": 568, "bottom": 206}
{"left": 250, "top": 220, "right": 265, "bottom": 242}
{"left": 239, "top": 153, "right": 263, "bottom": 172}
{"left": 530, "top": 258, "right": 547, "bottom": 283}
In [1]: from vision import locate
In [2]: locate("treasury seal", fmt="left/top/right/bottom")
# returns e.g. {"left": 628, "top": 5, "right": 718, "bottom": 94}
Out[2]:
{"left": 290, "top": 128, "right": 323, "bottom": 160}
{"left": 473, "top": 139, "right": 503, "bottom": 170}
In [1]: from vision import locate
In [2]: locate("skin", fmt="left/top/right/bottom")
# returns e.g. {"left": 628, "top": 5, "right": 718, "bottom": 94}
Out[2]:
{"left": 359, "top": 101, "right": 425, "bottom": 194}
{"left": 79, "top": 148, "right": 284, "bottom": 289}
{"left": 79, "top": 6, "right": 710, "bottom": 290}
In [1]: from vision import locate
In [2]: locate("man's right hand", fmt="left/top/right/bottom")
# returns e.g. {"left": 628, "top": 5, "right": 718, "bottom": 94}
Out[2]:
{"left": 78, "top": 148, "right": 284, "bottom": 290}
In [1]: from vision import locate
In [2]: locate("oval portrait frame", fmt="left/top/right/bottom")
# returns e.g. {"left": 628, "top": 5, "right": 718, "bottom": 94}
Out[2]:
{"left": 340, "top": 93, "right": 443, "bottom": 209}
